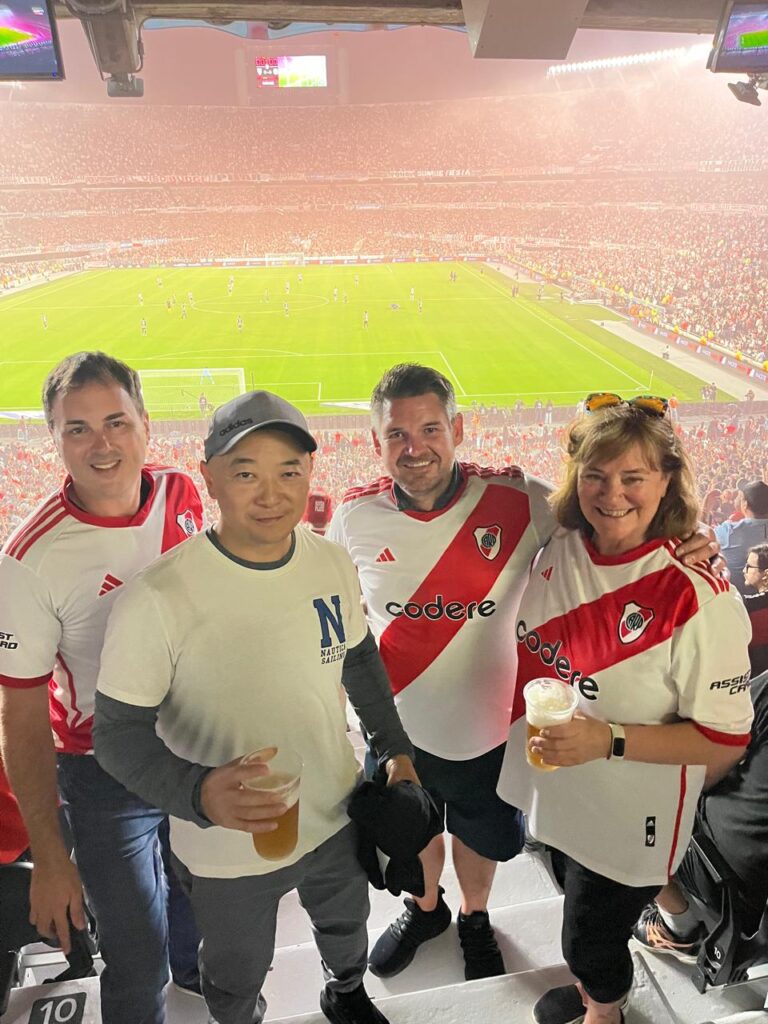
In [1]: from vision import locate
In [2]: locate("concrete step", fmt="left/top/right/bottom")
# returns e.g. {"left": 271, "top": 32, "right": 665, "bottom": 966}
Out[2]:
{"left": 266, "top": 954, "right": 673, "bottom": 1024}
{"left": 705, "top": 1014, "right": 768, "bottom": 1024}
{"left": 264, "top": 895, "right": 566, "bottom": 1019}
{"left": 632, "top": 944, "right": 768, "bottom": 1024}
{"left": 4, "top": 955, "right": 670, "bottom": 1024}
{"left": 275, "top": 848, "right": 559, "bottom": 949}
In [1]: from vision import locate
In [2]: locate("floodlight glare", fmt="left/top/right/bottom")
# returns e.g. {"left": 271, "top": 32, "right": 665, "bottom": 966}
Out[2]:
{"left": 547, "top": 43, "right": 711, "bottom": 77}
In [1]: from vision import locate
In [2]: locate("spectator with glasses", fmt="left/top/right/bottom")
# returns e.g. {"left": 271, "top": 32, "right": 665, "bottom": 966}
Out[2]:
{"left": 497, "top": 394, "right": 753, "bottom": 1024}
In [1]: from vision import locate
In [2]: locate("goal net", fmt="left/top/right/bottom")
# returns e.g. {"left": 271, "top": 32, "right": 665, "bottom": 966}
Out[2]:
{"left": 139, "top": 367, "right": 246, "bottom": 417}
{"left": 264, "top": 253, "right": 306, "bottom": 267}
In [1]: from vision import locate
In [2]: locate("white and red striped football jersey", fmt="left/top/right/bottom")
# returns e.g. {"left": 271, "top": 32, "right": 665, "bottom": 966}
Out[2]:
{"left": 0, "top": 467, "right": 203, "bottom": 754}
{"left": 497, "top": 527, "right": 754, "bottom": 886}
{"left": 327, "top": 462, "right": 555, "bottom": 759}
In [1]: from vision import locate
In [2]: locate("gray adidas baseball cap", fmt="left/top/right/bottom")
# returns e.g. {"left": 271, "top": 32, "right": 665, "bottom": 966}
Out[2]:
{"left": 204, "top": 391, "right": 317, "bottom": 461}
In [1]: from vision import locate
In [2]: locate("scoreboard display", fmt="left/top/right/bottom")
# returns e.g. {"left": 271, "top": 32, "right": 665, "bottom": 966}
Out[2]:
{"left": 255, "top": 54, "right": 327, "bottom": 88}
{"left": 0, "top": 0, "right": 64, "bottom": 80}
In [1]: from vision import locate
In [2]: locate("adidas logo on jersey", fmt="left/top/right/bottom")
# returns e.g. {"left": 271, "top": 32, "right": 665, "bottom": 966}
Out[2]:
{"left": 541, "top": 566, "right": 554, "bottom": 581}
{"left": 98, "top": 573, "right": 124, "bottom": 597}
{"left": 376, "top": 547, "right": 396, "bottom": 563}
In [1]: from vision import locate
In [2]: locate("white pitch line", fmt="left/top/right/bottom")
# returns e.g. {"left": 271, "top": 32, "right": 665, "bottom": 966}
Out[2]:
{"left": 463, "top": 265, "right": 645, "bottom": 390}
{"left": 438, "top": 351, "right": 467, "bottom": 397}
{"left": 0, "top": 270, "right": 109, "bottom": 313}
{"left": 137, "top": 349, "right": 444, "bottom": 362}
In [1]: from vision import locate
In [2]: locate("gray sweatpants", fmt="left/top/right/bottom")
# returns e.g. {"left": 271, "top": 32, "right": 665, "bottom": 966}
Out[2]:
{"left": 172, "top": 823, "right": 369, "bottom": 1024}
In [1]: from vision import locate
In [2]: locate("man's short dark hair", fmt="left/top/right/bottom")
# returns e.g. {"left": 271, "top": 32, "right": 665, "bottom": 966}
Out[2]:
{"left": 741, "top": 481, "right": 768, "bottom": 518}
{"left": 370, "top": 363, "right": 457, "bottom": 425}
{"left": 43, "top": 352, "right": 145, "bottom": 426}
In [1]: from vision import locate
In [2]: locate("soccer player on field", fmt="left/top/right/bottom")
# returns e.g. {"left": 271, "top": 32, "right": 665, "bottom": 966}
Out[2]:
{"left": 41, "top": 314, "right": 48, "bottom": 330}
{"left": 140, "top": 318, "right": 148, "bottom": 336}
{"left": 237, "top": 315, "right": 244, "bottom": 333}
{"left": 0, "top": 352, "right": 203, "bottom": 1024}
{"left": 326, "top": 364, "right": 719, "bottom": 984}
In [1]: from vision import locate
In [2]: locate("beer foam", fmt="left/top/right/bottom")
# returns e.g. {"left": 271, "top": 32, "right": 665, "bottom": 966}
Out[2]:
{"left": 243, "top": 770, "right": 300, "bottom": 808}
{"left": 524, "top": 679, "right": 577, "bottom": 727}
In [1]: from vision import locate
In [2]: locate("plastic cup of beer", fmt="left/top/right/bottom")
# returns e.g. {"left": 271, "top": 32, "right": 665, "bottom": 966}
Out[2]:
{"left": 523, "top": 678, "right": 579, "bottom": 772}
{"left": 241, "top": 748, "right": 302, "bottom": 861}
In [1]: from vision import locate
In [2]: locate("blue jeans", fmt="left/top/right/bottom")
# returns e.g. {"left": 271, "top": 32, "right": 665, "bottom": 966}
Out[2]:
{"left": 57, "top": 754, "right": 200, "bottom": 1024}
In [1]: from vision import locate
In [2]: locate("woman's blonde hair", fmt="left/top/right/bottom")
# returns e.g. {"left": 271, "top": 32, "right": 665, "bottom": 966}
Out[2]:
{"left": 550, "top": 405, "right": 700, "bottom": 542}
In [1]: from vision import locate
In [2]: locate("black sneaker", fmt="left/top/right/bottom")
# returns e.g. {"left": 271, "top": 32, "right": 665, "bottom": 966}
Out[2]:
{"left": 532, "top": 984, "right": 627, "bottom": 1024}
{"left": 457, "top": 910, "right": 506, "bottom": 981}
{"left": 368, "top": 887, "right": 452, "bottom": 977}
{"left": 320, "top": 983, "right": 389, "bottom": 1024}
{"left": 632, "top": 903, "right": 704, "bottom": 965}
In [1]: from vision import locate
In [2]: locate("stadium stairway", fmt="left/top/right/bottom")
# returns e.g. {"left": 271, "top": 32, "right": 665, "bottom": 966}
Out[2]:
{"left": 6, "top": 731, "right": 768, "bottom": 1023}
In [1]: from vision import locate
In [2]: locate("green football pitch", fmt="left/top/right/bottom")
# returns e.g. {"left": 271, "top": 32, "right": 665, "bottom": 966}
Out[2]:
{"left": 0, "top": 262, "right": 732, "bottom": 418}
{"left": 0, "top": 27, "right": 33, "bottom": 46}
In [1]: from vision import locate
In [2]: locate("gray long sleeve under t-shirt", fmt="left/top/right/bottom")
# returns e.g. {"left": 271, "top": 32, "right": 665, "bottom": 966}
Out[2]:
{"left": 93, "top": 628, "right": 413, "bottom": 827}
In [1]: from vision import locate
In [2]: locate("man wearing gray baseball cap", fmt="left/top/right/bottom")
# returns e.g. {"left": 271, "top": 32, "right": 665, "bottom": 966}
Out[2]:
{"left": 94, "top": 390, "right": 418, "bottom": 1024}
{"left": 204, "top": 390, "right": 318, "bottom": 461}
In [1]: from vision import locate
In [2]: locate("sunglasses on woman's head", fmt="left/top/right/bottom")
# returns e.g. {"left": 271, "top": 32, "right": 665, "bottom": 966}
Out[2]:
{"left": 585, "top": 392, "right": 669, "bottom": 418}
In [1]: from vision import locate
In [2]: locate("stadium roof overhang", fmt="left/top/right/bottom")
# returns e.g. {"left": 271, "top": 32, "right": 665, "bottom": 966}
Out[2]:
{"left": 52, "top": 0, "right": 723, "bottom": 95}
{"left": 52, "top": 0, "right": 724, "bottom": 39}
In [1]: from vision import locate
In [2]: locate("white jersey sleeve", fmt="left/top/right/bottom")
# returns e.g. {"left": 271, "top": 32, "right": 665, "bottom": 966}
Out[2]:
{"left": 672, "top": 585, "right": 753, "bottom": 740}
{"left": 326, "top": 502, "right": 348, "bottom": 549}
{"left": 323, "top": 537, "right": 368, "bottom": 650}
{"left": 0, "top": 555, "right": 61, "bottom": 685}
{"left": 524, "top": 473, "right": 557, "bottom": 551}
{"left": 98, "top": 577, "right": 174, "bottom": 708}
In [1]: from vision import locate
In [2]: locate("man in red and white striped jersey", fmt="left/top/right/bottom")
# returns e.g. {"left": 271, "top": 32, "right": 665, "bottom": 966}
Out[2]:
{"left": 327, "top": 363, "right": 718, "bottom": 984}
{"left": 303, "top": 486, "right": 333, "bottom": 535}
{"left": 0, "top": 352, "right": 203, "bottom": 1024}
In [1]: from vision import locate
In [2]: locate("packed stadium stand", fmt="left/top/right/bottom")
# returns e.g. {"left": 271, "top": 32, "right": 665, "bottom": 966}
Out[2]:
{"left": 2, "top": 43, "right": 768, "bottom": 1024}
{"left": 1, "top": 413, "right": 766, "bottom": 547}
{"left": 2, "top": 79, "right": 768, "bottom": 365}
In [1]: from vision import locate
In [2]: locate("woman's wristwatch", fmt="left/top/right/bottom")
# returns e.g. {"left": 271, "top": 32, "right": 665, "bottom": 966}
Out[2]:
{"left": 607, "top": 723, "right": 626, "bottom": 760}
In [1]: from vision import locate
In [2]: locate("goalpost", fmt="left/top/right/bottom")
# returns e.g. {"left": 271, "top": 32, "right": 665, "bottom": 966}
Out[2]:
{"left": 264, "top": 253, "right": 306, "bottom": 267}
{"left": 139, "top": 367, "right": 246, "bottom": 417}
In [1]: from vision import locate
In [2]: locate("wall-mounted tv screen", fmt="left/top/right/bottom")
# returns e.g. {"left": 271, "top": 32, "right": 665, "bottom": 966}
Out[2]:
{"left": 255, "top": 55, "right": 327, "bottom": 88}
{"left": 709, "top": 1, "right": 768, "bottom": 73}
{"left": 0, "top": 0, "right": 64, "bottom": 80}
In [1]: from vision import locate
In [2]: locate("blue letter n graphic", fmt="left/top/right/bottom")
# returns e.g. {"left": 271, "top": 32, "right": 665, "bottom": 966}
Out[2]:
{"left": 313, "top": 595, "right": 346, "bottom": 649}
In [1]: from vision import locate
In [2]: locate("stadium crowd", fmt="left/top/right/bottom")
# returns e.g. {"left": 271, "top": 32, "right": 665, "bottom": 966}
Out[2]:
{"left": 2, "top": 75, "right": 768, "bottom": 365}
{"left": 1, "top": 412, "right": 765, "bottom": 544}
{"left": 1, "top": 84, "right": 767, "bottom": 184}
